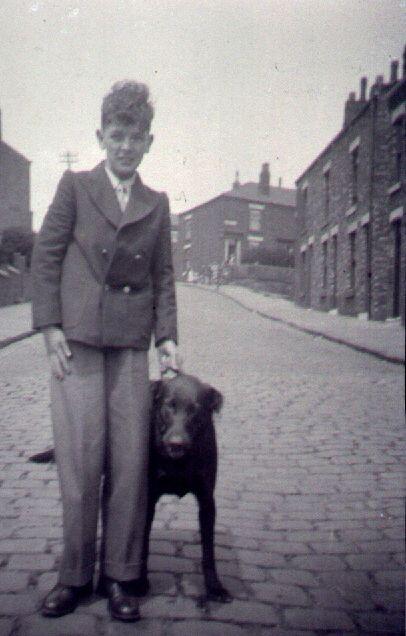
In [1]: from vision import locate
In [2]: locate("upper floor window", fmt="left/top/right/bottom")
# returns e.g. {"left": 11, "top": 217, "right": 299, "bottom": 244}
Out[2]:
{"left": 171, "top": 229, "right": 178, "bottom": 244}
{"left": 349, "top": 230, "right": 357, "bottom": 290}
{"left": 394, "top": 119, "right": 405, "bottom": 183}
{"left": 324, "top": 169, "right": 330, "bottom": 219}
{"left": 184, "top": 218, "right": 192, "bottom": 240}
{"left": 351, "top": 146, "right": 359, "bottom": 205}
{"left": 249, "top": 209, "right": 262, "bottom": 232}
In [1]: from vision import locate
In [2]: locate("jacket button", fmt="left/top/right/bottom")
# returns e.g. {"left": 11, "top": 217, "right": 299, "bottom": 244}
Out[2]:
{"left": 102, "top": 249, "right": 108, "bottom": 257}
{"left": 123, "top": 285, "right": 131, "bottom": 294}
{"left": 134, "top": 254, "right": 142, "bottom": 260}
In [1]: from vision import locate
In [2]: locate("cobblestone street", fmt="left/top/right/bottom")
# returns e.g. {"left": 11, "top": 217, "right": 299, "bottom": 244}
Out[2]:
{"left": 0, "top": 284, "right": 404, "bottom": 635}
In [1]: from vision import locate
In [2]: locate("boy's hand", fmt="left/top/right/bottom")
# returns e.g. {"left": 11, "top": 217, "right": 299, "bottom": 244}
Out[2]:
{"left": 42, "top": 326, "right": 72, "bottom": 381}
{"left": 157, "top": 339, "right": 181, "bottom": 377}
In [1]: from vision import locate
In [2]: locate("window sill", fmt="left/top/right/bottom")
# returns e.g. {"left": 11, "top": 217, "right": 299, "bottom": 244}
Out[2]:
{"left": 345, "top": 290, "right": 355, "bottom": 299}
{"left": 387, "top": 182, "right": 401, "bottom": 196}
{"left": 345, "top": 204, "right": 357, "bottom": 217}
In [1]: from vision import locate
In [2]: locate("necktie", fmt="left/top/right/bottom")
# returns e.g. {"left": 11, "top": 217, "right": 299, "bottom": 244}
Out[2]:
{"left": 116, "top": 184, "right": 129, "bottom": 212}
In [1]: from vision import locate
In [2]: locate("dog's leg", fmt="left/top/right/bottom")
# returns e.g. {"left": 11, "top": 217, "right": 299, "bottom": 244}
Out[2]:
{"left": 197, "top": 487, "right": 232, "bottom": 602}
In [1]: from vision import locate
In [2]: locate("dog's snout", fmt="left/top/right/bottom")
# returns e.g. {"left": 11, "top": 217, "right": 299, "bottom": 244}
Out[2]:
{"left": 167, "top": 435, "right": 185, "bottom": 447}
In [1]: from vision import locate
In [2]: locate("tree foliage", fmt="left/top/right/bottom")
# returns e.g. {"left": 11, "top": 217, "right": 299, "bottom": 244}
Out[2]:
{"left": 0, "top": 226, "right": 36, "bottom": 266}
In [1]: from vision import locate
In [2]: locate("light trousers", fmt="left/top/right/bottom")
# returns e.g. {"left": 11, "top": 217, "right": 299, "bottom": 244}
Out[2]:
{"left": 50, "top": 341, "right": 150, "bottom": 585}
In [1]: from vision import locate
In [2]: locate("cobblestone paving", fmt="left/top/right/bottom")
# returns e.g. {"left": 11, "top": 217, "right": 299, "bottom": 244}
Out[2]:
{"left": 0, "top": 285, "right": 404, "bottom": 635}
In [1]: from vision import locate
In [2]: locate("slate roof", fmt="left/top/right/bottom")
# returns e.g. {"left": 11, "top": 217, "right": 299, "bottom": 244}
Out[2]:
{"left": 223, "top": 182, "right": 296, "bottom": 207}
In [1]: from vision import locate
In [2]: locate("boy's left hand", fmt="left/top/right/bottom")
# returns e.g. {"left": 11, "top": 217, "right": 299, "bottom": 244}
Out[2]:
{"left": 158, "top": 339, "right": 181, "bottom": 376}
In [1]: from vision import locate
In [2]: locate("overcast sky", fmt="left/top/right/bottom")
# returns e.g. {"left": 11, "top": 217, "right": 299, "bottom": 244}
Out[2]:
{"left": 0, "top": 0, "right": 405, "bottom": 230}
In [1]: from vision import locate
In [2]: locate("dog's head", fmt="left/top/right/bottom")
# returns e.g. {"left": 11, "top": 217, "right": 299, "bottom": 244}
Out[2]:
{"left": 151, "top": 373, "right": 223, "bottom": 460}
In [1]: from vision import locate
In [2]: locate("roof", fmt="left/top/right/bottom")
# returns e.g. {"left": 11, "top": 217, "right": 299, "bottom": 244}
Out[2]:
{"left": 223, "top": 182, "right": 296, "bottom": 207}
{"left": 0, "top": 140, "right": 30, "bottom": 164}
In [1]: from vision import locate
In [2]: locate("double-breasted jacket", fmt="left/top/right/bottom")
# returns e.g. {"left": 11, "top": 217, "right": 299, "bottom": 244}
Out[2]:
{"left": 31, "top": 162, "right": 178, "bottom": 349}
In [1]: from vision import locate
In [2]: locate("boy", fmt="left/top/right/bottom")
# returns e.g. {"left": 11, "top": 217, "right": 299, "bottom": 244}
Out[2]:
{"left": 31, "top": 81, "right": 179, "bottom": 622}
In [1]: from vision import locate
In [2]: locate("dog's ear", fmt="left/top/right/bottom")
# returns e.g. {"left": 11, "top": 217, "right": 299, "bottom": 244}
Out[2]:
{"left": 203, "top": 385, "right": 223, "bottom": 413}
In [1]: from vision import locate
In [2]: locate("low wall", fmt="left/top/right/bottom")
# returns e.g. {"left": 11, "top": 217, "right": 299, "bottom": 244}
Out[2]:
{"left": 228, "top": 264, "right": 295, "bottom": 297}
{"left": 0, "top": 267, "right": 32, "bottom": 307}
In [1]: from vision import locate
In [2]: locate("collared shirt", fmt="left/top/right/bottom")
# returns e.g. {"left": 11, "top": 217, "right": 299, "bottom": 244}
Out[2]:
{"left": 105, "top": 165, "right": 136, "bottom": 212}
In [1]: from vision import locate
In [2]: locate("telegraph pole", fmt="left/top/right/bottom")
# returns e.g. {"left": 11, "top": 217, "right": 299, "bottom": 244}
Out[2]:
{"left": 60, "top": 151, "right": 78, "bottom": 170}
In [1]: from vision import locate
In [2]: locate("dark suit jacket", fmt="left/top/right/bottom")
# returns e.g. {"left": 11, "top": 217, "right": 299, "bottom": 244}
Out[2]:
{"left": 31, "top": 162, "right": 177, "bottom": 349}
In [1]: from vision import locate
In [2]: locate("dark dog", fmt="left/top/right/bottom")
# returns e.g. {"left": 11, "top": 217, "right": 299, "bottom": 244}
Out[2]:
{"left": 30, "top": 372, "right": 231, "bottom": 603}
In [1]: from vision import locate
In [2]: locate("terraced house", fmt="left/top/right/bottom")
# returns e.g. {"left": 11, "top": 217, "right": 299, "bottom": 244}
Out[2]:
{"left": 172, "top": 163, "right": 296, "bottom": 280}
{"left": 294, "top": 48, "right": 405, "bottom": 325}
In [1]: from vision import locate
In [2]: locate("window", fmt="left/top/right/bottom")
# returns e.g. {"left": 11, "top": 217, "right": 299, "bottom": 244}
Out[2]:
{"left": 394, "top": 120, "right": 404, "bottom": 183}
{"left": 349, "top": 231, "right": 356, "bottom": 290}
{"left": 249, "top": 209, "right": 261, "bottom": 232}
{"left": 351, "top": 147, "right": 359, "bottom": 205}
{"left": 324, "top": 170, "right": 330, "bottom": 219}
{"left": 322, "top": 241, "right": 328, "bottom": 288}
{"left": 184, "top": 219, "right": 191, "bottom": 240}
{"left": 171, "top": 229, "right": 178, "bottom": 244}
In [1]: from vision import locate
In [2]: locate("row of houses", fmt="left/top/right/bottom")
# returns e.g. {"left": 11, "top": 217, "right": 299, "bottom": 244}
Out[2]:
{"left": 0, "top": 109, "right": 32, "bottom": 236}
{"left": 172, "top": 47, "right": 405, "bottom": 325}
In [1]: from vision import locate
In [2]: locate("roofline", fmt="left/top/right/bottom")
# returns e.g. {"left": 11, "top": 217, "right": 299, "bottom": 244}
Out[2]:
{"left": 177, "top": 194, "right": 224, "bottom": 217}
{"left": 295, "top": 79, "right": 404, "bottom": 185}
{"left": 295, "top": 100, "right": 371, "bottom": 185}
{"left": 224, "top": 192, "right": 296, "bottom": 209}
{"left": 178, "top": 187, "right": 296, "bottom": 217}
{"left": 0, "top": 140, "right": 31, "bottom": 164}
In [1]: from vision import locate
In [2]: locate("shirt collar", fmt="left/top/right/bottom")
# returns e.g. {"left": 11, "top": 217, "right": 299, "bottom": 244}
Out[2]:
{"left": 104, "top": 164, "right": 137, "bottom": 190}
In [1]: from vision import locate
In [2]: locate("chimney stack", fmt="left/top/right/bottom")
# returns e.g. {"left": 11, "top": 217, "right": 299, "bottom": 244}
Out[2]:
{"left": 343, "top": 90, "right": 365, "bottom": 128}
{"left": 403, "top": 44, "right": 406, "bottom": 78}
{"left": 258, "top": 163, "right": 270, "bottom": 196}
{"left": 232, "top": 170, "right": 240, "bottom": 190}
{"left": 390, "top": 60, "right": 399, "bottom": 83}
{"left": 360, "top": 77, "right": 367, "bottom": 101}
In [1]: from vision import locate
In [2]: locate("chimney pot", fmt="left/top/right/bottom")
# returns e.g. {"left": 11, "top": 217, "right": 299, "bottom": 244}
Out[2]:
{"left": 233, "top": 170, "right": 240, "bottom": 189}
{"left": 390, "top": 60, "right": 399, "bottom": 83}
{"left": 258, "top": 163, "right": 270, "bottom": 196}
{"left": 349, "top": 91, "right": 356, "bottom": 101}
{"left": 278, "top": 177, "right": 282, "bottom": 187}
{"left": 360, "top": 77, "right": 367, "bottom": 101}
{"left": 375, "top": 74, "right": 384, "bottom": 85}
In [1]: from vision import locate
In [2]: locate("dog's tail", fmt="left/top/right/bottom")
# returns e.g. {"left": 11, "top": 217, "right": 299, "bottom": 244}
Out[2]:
{"left": 29, "top": 449, "right": 55, "bottom": 463}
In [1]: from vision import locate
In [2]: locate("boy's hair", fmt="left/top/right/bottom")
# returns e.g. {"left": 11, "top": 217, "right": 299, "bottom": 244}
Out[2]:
{"left": 101, "top": 81, "right": 154, "bottom": 131}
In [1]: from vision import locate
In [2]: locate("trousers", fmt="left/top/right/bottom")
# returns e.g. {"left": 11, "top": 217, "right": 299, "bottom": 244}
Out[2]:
{"left": 50, "top": 341, "right": 150, "bottom": 585}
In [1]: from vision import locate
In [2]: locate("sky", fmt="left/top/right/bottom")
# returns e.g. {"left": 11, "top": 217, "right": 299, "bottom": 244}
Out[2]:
{"left": 0, "top": 0, "right": 405, "bottom": 230}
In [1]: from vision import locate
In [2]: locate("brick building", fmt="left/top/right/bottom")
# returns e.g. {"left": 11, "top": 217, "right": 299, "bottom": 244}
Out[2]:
{"left": 294, "top": 49, "right": 405, "bottom": 324}
{"left": 172, "top": 163, "right": 296, "bottom": 279}
{"left": 0, "top": 109, "right": 32, "bottom": 235}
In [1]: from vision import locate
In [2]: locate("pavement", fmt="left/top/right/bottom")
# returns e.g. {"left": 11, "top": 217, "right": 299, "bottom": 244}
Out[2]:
{"left": 0, "top": 289, "right": 404, "bottom": 364}
{"left": 197, "top": 284, "right": 405, "bottom": 365}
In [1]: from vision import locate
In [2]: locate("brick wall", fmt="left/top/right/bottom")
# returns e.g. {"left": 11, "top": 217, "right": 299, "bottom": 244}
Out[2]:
{"left": 295, "top": 72, "right": 405, "bottom": 324}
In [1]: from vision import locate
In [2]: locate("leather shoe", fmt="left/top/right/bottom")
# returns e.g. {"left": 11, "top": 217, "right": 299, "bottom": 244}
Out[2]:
{"left": 102, "top": 578, "right": 141, "bottom": 622}
{"left": 41, "top": 581, "right": 93, "bottom": 617}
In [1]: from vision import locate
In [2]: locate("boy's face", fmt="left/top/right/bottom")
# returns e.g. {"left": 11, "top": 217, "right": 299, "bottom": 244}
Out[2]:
{"left": 97, "top": 121, "right": 153, "bottom": 180}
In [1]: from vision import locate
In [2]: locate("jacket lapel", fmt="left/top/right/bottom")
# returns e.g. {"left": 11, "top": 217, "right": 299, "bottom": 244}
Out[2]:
{"left": 86, "top": 162, "right": 123, "bottom": 228}
{"left": 85, "top": 163, "right": 159, "bottom": 230}
{"left": 118, "top": 175, "right": 158, "bottom": 230}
